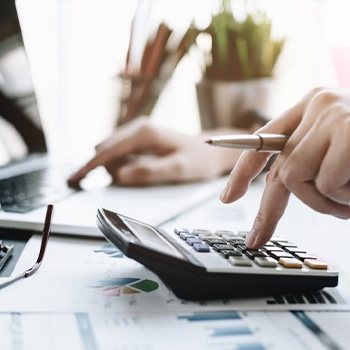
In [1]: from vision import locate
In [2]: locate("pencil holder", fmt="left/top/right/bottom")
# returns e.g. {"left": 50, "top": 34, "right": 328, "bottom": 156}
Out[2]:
{"left": 116, "top": 74, "right": 169, "bottom": 126}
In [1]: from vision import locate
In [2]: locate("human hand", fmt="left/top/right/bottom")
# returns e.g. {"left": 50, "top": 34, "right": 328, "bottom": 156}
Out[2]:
{"left": 220, "top": 88, "right": 350, "bottom": 249}
{"left": 68, "top": 118, "right": 242, "bottom": 187}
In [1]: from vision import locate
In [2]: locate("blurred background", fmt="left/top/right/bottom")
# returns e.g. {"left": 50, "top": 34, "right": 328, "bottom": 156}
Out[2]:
{"left": 16, "top": 0, "right": 350, "bottom": 162}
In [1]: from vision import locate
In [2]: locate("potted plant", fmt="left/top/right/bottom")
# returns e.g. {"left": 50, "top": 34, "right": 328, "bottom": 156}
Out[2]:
{"left": 196, "top": 0, "right": 284, "bottom": 129}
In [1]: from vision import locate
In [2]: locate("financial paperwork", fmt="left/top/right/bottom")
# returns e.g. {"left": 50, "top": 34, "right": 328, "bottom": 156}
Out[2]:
{"left": 0, "top": 311, "right": 349, "bottom": 350}
{"left": 0, "top": 234, "right": 349, "bottom": 313}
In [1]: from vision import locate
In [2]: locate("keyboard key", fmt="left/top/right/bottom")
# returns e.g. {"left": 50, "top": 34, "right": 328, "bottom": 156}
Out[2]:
{"left": 304, "top": 259, "right": 328, "bottom": 270}
{"left": 264, "top": 242, "right": 275, "bottom": 247}
{"left": 220, "top": 250, "right": 242, "bottom": 258}
{"left": 193, "top": 243, "right": 210, "bottom": 252}
{"left": 174, "top": 228, "right": 189, "bottom": 235}
{"left": 245, "top": 250, "right": 267, "bottom": 259}
{"left": 269, "top": 251, "right": 294, "bottom": 260}
{"left": 186, "top": 237, "right": 202, "bottom": 246}
{"left": 295, "top": 253, "right": 317, "bottom": 261}
{"left": 229, "top": 256, "right": 252, "bottom": 266}
{"left": 203, "top": 238, "right": 226, "bottom": 246}
{"left": 192, "top": 229, "right": 212, "bottom": 236}
{"left": 179, "top": 232, "right": 195, "bottom": 240}
{"left": 279, "top": 258, "right": 303, "bottom": 268}
{"left": 254, "top": 257, "right": 278, "bottom": 267}
{"left": 212, "top": 244, "right": 235, "bottom": 252}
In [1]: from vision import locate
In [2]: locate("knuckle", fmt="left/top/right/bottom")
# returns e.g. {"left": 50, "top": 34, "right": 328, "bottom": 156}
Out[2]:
{"left": 315, "top": 177, "right": 336, "bottom": 198}
{"left": 171, "top": 156, "right": 191, "bottom": 181}
{"left": 311, "top": 89, "right": 340, "bottom": 108}
{"left": 137, "top": 122, "right": 154, "bottom": 137}
{"left": 134, "top": 164, "right": 155, "bottom": 181}
{"left": 308, "top": 86, "right": 326, "bottom": 98}
{"left": 278, "top": 167, "right": 294, "bottom": 188}
{"left": 265, "top": 167, "right": 280, "bottom": 186}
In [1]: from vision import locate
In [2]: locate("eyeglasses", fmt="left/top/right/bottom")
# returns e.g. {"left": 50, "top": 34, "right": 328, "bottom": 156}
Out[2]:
{"left": 0, "top": 204, "right": 53, "bottom": 290}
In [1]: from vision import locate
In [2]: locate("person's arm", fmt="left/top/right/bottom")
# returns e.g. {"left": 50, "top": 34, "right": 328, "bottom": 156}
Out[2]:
{"left": 220, "top": 88, "right": 350, "bottom": 249}
{"left": 68, "top": 118, "right": 254, "bottom": 187}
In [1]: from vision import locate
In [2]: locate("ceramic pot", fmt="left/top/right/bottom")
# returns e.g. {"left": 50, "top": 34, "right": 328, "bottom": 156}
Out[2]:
{"left": 196, "top": 78, "right": 272, "bottom": 130}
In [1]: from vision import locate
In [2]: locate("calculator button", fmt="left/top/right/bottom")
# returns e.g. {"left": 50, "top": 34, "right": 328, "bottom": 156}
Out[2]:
{"left": 192, "top": 229, "right": 212, "bottom": 236}
{"left": 193, "top": 243, "right": 210, "bottom": 252}
{"left": 220, "top": 250, "right": 242, "bottom": 258}
{"left": 275, "top": 242, "right": 298, "bottom": 248}
{"left": 279, "top": 258, "right": 303, "bottom": 268}
{"left": 270, "top": 237, "right": 288, "bottom": 243}
{"left": 264, "top": 247, "right": 284, "bottom": 252}
{"left": 215, "top": 230, "right": 235, "bottom": 237}
{"left": 269, "top": 251, "right": 294, "bottom": 260}
{"left": 236, "top": 231, "right": 249, "bottom": 237}
{"left": 203, "top": 238, "right": 226, "bottom": 246}
{"left": 174, "top": 228, "right": 189, "bottom": 235}
{"left": 304, "top": 259, "right": 328, "bottom": 270}
{"left": 180, "top": 232, "right": 195, "bottom": 240}
{"left": 236, "top": 244, "right": 248, "bottom": 252}
{"left": 263, "top": 242, "right": 275, "bottom": 247}
{"left": 186, "top": 237, "right": 203, "bottom": 246}
{"left": 197, "top": 234, "right": 217, "bottom": 240}
{"left": 229, "top": 256, "right": 252, "bottom": 266}
{"left": 295, "top": 253, "right": 317, "bottom": 261}
{"left": 212, "top": 244, "right": 235, "bottom": 252}
{"left": 286, "top": 247, "right": 307, "bottom": 254}
{"left": 245, "top": 250, "right": 267, "bottom": 259}
{"left": 254, "top": 257, "right": 278, "bottom": 267}
{"left": 225, "top": 238, "right": 245, "bottom": 246}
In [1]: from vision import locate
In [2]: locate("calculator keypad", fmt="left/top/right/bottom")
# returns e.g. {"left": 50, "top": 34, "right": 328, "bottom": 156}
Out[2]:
{"left": 175, "top": 228, "right": 330, "bottom": 271}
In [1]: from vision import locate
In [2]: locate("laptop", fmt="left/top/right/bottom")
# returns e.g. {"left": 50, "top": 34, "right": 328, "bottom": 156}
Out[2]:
{"left": 0, "top": 1, "right": 224, "bottom": 237}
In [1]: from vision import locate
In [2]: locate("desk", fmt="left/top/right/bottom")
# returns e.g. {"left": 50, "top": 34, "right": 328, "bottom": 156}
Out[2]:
{"left": 0, "top": 180, "right": 349, "bottom": 349}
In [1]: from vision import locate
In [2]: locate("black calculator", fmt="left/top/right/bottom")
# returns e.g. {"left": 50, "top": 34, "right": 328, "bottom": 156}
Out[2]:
{"left": 96, "top": 208, "right": 339, "bottom": 300}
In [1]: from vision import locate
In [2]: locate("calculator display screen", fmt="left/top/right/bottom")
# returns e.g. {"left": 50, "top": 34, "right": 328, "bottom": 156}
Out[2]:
{"left": 124, "top": 217, "right": 185, "bottom": 260}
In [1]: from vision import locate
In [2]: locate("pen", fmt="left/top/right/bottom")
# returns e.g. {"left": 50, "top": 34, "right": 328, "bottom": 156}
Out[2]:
{"left": 206, "top": 133, "right": 289, "bottom": 152}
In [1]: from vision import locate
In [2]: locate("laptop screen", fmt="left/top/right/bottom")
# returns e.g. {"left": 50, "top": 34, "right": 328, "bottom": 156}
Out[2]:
{"left": 0, "top": 1, "right": 47, "bottom": 168}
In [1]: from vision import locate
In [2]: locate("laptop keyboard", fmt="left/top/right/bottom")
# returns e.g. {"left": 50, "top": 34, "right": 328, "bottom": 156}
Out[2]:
{"left": 0, "top": 168, "right": 73, "bottom": 213}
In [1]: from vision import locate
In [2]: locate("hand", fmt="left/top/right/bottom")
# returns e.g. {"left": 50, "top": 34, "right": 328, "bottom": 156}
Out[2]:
{"left": 220, "top": 88, "right": 350, "bottom": 249}
{"left": 68, "top": 118, "right": 242, "bottom": 187}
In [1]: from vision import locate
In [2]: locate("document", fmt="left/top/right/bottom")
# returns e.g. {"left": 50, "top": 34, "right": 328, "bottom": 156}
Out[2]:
{"left": 0, "top": 310, "right": 348, "bottom": 350}
{"left": 0, "top": 235, "right": 349, "bottom": 313}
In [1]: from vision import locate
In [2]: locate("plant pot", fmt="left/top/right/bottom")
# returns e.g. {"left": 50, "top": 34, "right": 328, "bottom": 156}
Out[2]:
{"left": 196, "top": 78, "right": 272, "bottom": 130}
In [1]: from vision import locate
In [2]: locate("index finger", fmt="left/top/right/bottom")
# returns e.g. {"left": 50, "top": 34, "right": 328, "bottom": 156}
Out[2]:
{"left": 67, "top": 128, "right": 154, "bottom": 186}
{"left": 245, "top": 166, "right": 290, "bottom": 248}
{"left": 220, "top": 92, "right": 312, "bottom": 204}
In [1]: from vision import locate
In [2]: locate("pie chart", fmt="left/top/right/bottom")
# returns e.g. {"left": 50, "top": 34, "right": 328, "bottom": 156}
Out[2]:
{"left": 93, "top": 277, "right": 159, "bottom": 297}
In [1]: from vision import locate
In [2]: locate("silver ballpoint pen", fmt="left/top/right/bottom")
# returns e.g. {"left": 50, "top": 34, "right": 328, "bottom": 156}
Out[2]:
{"left": 206, "top": 133, "right": 289, "bottom": 152}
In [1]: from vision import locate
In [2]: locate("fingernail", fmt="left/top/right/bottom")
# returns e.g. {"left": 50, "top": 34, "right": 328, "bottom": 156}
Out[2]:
{"left": 220, "top": 180, "right": 231, "bottom": 202}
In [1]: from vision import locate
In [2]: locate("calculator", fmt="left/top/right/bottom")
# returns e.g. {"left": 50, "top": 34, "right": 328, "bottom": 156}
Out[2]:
{"left": 96, "top": 208, "right": 339, "bottom": 300}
